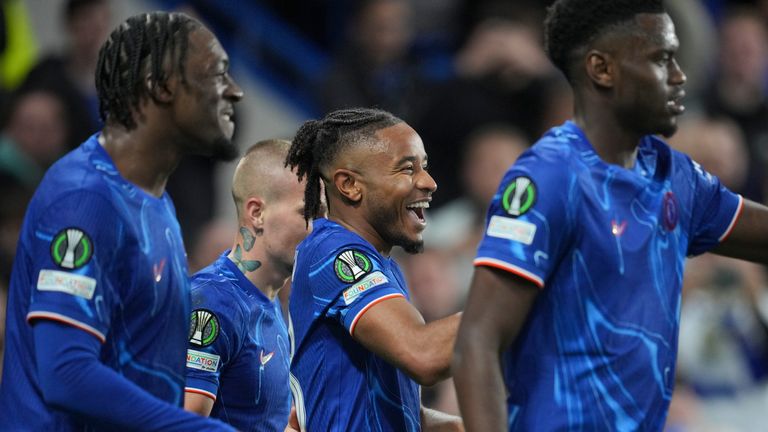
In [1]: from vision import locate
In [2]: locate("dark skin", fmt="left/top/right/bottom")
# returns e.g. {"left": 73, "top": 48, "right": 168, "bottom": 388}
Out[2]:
{"left": 100, "top": 27, "right": 243, "bottom": 198}
{"left": 324, "top": 123, "right": 463, "bottom": 431}
{"left": 454, "top": 12, "right": 768, "bottom": 432}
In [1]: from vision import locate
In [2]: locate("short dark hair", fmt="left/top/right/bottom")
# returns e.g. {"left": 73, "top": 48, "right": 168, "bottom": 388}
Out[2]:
{"left": 95, "top": 11, "right": 200, "bottom": 130}
{"left": 285, "top": 108, "right": 402, "bottom": 223}
{"left": 544, "top": 0, "right": 665, "bottom": 82}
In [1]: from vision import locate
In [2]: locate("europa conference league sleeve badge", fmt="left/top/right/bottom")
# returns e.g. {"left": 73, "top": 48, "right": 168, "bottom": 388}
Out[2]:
{"left": 189, "top": 309, "right": 220, "bottom": 347}
{"left": 334, "top": 249, "right": 372, "bottom": 283}
{"left": 50, "top": 227, "right": 94, "bottom": 270}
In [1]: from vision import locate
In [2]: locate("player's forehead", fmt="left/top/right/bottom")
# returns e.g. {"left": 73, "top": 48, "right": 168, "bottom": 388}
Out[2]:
{"left": 613, "top": 13, "right": 678, "bottom": 54}
{"left": 372, "top": 122, "right": 427, "bottom": 163}
{"left": 185, "top": 27, "right": 228, "bottom": 73}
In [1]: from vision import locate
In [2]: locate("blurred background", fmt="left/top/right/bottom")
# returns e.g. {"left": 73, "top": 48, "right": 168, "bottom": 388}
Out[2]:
{"left": 1, "top": 0, "right": 767, "bottom": 429}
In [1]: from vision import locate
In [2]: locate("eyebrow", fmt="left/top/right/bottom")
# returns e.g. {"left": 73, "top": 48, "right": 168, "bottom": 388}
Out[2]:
{"left": 394, "top": 155, "right": 427, "bottom": 166}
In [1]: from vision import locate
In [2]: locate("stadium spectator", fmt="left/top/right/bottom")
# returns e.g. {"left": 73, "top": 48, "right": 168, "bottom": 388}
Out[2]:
{"left": 184, "top": 139, "right": 312, "bottom": 430}
{"left": 286, "top": 107, "right": 463, "bottom": 431}
{"left": 0, "top": 88, "right": 69, "bottom": 187}
{"left": 316, "top": 0, "right": 428, "bottom": 120}
{"left": 22, "top": 0, "right": 110, "bottom": 150}
{"left": 703, "top": 6, "right": 768, "bottom": 203}
{"left": 454, "top": 0, "right": 768, "bottom": 430}
{"left": 415, "top": 15, "right": 569, "bottom": 207}
{"left": 0, "top": 11, "right": 242, "bottom": 430}
{"left": 669, "top": 116, "right": 749, "bottom": 192}
{"left": 424, "top": 125, "right": 529, "bottom": 289}
{"left": 187, "top": 218, "right": 236, "bottom": 274}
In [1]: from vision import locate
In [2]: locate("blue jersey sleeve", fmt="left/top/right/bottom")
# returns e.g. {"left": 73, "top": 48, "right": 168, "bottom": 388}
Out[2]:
{"left": 26, "top": 190, "right": 127, "bottom": 342}
{"left": 185, "top": 281, "right": 240, "bottom": 400}
{"left": 685, "top": 158, "right": 743, "bottom": 256}
{"left": 474, "top": 150, "right": 576, "bottom": 288}
{"left": 33, "top": 320, "right": 235, "bottom": 431}
{"left": 309, "top": 244, "right": 406, "bottom": 335}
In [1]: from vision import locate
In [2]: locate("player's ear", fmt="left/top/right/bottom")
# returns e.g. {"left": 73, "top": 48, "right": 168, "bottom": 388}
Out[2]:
{"left": 333, "top": 169, "right": 362, "bottom": 204}
{"left": 584, "top": 49, "right": 614, "bottom": 88}
{"left": 145, "top": 73, "right": 175, "bottom": 103}
{"left": 244, "top": 197, "right": 265, "bottom": 234}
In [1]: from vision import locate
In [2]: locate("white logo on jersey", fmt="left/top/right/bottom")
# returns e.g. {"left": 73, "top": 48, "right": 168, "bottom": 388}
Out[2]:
{"left": 61, "top": 229, "right": 84, "bottom": 268}
{"left": 508, "top": 177, "right": 532, "bottom": 216}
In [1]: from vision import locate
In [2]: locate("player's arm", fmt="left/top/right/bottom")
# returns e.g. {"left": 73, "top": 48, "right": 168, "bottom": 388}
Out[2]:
{"left": 420, "top": 406, "right": 464, "bottom": 432}
{"left": 33, "top": 320, "right": 234, "bottom": 431}
{"left": 184, "top": 392, "right": 215, "bottom": 416}
{"left": 183, "top": 302, "right": 229, "bottom": 417}
{"left": 452, "top": 266, "right": 539, "bottom": 432}
{"left": 713, "top": 199, "right": 768, "bottom": 264}
{"left": 352, "top": 298, "right": 461, "bottom": 386}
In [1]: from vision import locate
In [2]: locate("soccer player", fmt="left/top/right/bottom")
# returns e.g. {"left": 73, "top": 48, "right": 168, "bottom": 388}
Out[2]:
{"left": 285, "top": 108, "right": 463, "bottom": 431}
{"left": 452, "top": 1, "right": 768, "bottom": 431}
{"left": 0, "top": 12, "right": 242, "bottom": 430}
{"left": 183, "top": 139, "right": 310, "bottom": 430}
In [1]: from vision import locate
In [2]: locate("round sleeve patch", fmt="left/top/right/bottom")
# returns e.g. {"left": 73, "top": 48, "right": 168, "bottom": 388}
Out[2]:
{"left": 502, "top": 176, "right": 537, "bottom": 217}
{"left": 334, "top": 249, "right": 372, "bottom": 283}
{"left": 189, "top": 309, "right": 220, "bottom": 347}
{"left": 50, "top": 227, "right": 93, "bottom": 269}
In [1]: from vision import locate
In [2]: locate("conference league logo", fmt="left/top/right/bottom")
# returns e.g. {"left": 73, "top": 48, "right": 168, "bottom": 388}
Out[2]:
{"left": 189, "top": 309, "right": 220, "bottom": 347}
{"left": 50, "top": 227, "right": 93, "bottom": 269}
{"left": 502, "top": 176, "right": 537, "bottom": 217}
{"left": 334, "top": 249, "right": 372, "bottom": 283}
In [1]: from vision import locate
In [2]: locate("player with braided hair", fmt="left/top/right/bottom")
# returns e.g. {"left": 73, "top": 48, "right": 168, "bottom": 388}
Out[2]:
{"left": 0, "top": 11, "right": 241, "bottom": 430}
{"left": 286, "top": 107, "right": 463, "bottom": 431}
{"left": 453, "top": 0, "right": 768, "bottom": 430}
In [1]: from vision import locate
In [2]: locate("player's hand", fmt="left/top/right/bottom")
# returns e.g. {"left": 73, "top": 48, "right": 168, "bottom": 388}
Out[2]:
{"left": 284, "top": 406, "right": 300, "bottom": 432}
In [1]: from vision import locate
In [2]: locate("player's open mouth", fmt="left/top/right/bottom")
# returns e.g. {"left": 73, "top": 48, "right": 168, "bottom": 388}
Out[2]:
{"left": 667, "top": 92, "right": 685, "bottom": 115}
{"left": 406, "top": 201, "right": 429, "bottom": 226}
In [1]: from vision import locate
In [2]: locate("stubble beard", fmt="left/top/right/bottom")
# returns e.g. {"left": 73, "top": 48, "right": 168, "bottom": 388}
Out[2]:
{"left": 210, "top": 136, "right": 239, "bottom": 162}
{"left": 367, "top": 203, "right": 424, "bottom": 255}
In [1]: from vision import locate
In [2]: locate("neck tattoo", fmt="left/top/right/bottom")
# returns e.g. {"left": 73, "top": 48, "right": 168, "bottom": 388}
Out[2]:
{"left": 231, "top": 244, "right": 261, "bottom": 273}
{"left": 240, "top": 227, "right": 256, "bottom": 251}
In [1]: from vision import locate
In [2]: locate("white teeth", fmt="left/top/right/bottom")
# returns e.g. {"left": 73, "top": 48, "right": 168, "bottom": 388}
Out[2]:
{"left": 406, "top": 202, "right": 430, "bottom": 209}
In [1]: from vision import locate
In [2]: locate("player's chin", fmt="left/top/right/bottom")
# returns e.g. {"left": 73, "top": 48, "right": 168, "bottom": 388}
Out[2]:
{"left": 209, "top": 137, "right": 239, "bottom": 161}
{"left": 657, "top": 120, "right": 679, "bottom": 138}
{"left": 400, "top": 234, "right": 424, "bottom": 255}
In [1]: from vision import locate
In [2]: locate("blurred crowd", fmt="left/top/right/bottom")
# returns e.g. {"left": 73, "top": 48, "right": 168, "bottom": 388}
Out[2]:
{"left": 1, "top": 0, "right": 768, "bottom": 429}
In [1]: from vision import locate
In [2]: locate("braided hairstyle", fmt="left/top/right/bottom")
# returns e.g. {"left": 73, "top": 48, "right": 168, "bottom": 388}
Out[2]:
{"left": 544, "top": 0, "right": 665, "bottom": 82}
{"left": 95, "top": 11, "right": 200, "bottom": 130}
{"left": 285, "top": 108, "right": 402, "bottom": 223}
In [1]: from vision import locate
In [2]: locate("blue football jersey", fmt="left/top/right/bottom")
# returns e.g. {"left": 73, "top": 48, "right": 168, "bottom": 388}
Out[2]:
{"left": 289, "top": 218, "right": 420, "bottom": 432}
{"left": 185, "top": 251, "right": 291, "bottom": 431}
{"left": 0, "top": 134, "right": 191, "bottom": 430}
{"left": 475, "top": 121, "right": 743, "bottom": 431}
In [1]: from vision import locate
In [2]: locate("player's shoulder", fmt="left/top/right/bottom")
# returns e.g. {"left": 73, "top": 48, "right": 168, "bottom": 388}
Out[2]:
{"left": 500, "top": 127, "right": 578, "bottom": 189}
{"left": 190, "top": 274, "right": 243, "bottom": 329}
{"left": 302, "top": 218, "right": 379, "bottom": 259}
{"left": 528, "top": 122, "right": 583, "bottom": 163}
{"left": 191, "top": 257, "right": 241, "bottom": 300}
{"left": 32, "top": 136, "right": 116, "bottom": 208}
